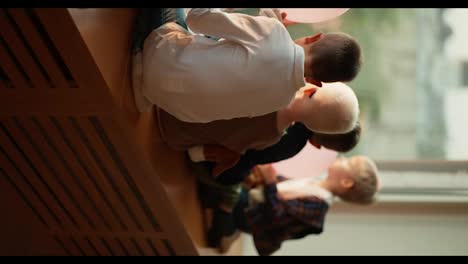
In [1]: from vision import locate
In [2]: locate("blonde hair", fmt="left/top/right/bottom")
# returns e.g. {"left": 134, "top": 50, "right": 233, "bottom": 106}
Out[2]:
{"left": 339, "top": 156, "right": 379, "bottom": 205}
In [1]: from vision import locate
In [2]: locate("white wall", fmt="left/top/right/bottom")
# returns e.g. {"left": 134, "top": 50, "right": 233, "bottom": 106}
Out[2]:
{"left": 444, "top": 8, "right": 468, "bottom": 61}
{"left": 241, "top": 202, "right": 468, "bottom": 255}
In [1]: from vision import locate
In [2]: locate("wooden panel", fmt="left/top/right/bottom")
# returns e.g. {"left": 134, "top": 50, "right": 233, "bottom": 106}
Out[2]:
{"left": 86, "top": 238, "right": 108, "bottom": 256}
{"left": 0, "top": 9, "right": 49, "bottom": 88}
{"left": 0, "top": 66, "right": 7, "bottom": 89}
{"left": 68, "top": 8, "right": 136, "bottom": 103}
{"left": 50, "top": 231, "right": 169, "bottom": 256}
{"left": 35, "top": 115, "right": 119, "bottom": 231}
{"left": 145, "top": 238, "right": 161, "bottom": 256}
{"left": 75, "top": 116, "right": 155, "bottom": 232}
{"left": 152, "top": 239, "right": 170, "bottom": 256}
{"left": 0, "top": 164, "right": 67, "bottom": 255}
{"left": 131, "top": 238, "right": 147, "bottom": 256}
{"left": 34, "top": 8, "right": 110, "bottom": 96}
{"left": 88, "top": 237, "right": 112, "bottom": 256}
{"left": 98, "top": 237, "right": 120, "bottom": 256}
{"left": 0, "top": 166, "right": 51, "bottom": 228}
{"left": 19, "top": 116, "right": 105, "bottom": 230}
{"left": 113, "top": 237, "right": 131, "bottom": 256}
{"left": 0, "top": 8, "right": 203, "bottom": 255}
{"left": 68, "top": 237, "right": 87, "bottom": 256}
{"left": 118, "top": 69, "right": 206, "bottom": 251}
{"left": 97, "top": 115, "right": 201, "bottom": 255}
{"left": 136, "top": 237, "right": 158, "bottom": 256}
{"left": 0, "top": 68, "right": 7, "bottom": 89}
{"left": 8, "top": 8, "right": 70, "bottom": 89}
{"left": 0, "top": 120, "right": 73, "bottom": 229}
{"left": 81, "top": 236, "right": 127, "bottom": 256}
{"left": 0, "top": 89, "right": 114, "bottom": 116}
{"left": 119, "top": 237, "right": 142, "bottom": 256}
{"left": 53, "top": 237, "right": 73, "bottom": 256}
{"left": 51, "top": 116, "right": 136, "bottom": 232}
{"left": 51, "top": 237, "right": 73, "bottom": 256}
{"left": 0, "top": 37, "right": 29, "bottom": 88}
{"left": 2, "top": 118, "right": 89, "bottom": 230}
{"left": 80, "top": 236, "right": 101, "bottom": 256}
{"left": 51, "top": 236, "right": 80, "bottom": 256}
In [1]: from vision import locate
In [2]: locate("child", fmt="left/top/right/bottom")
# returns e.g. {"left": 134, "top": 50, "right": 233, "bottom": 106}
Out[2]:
{"left": 194, "top": 122, "right": 361, "bottom": 220}
{"left": 158, "top": 82, "right": 360, "bottom": 158}
{"left": 205, "top": 156, "right": 380, "bottom": 256}
{"left": 132, "top": 8, "right": 362, "bottom": 123}
{"left": 190, "top": 120, "right": 361, "bottom": 183}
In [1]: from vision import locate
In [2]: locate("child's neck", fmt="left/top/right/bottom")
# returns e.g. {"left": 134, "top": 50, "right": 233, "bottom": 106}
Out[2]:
{"left": 276, "top": 107, "right": 295, "bottom": 133}
{"left": 316, "top": 179, "right": 335, "bottom": 194}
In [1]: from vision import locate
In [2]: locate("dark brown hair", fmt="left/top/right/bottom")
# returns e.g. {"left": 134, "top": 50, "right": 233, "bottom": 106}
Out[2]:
{"left": 313, "top": 121, "right": 361, "bottom": 152}
{"left": 309, "top": 32, "right": 362, "bottom": 83}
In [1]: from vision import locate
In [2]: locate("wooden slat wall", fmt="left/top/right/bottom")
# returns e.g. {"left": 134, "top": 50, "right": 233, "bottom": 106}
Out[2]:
{"left": 0, "top": 7, "right": 111, "bottom": 116}
{"left": 8, "top": 9, "right": 70, "bottom": 89}
{"left": 0, "top": 9, "right": 49, "bottom": 89}
{"left": 0, "top": 35, "right": 30, "bottom": 89}
{"left": 0, "top": 8, "right": 198, "bottom": 256}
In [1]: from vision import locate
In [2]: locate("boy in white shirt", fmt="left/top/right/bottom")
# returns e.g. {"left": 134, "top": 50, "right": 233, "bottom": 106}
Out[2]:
{"left": 159, "top": 82, "right": 359, "bottom": 158}
{"left": 132, "top": 8, "right": 362, "bottom": 123}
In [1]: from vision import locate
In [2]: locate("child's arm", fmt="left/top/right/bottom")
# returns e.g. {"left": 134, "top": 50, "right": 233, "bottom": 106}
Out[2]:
{"left": 186, "top": 8, "right": 283, "bottom": 43}
{"left": 254, "top": 164, "right": 278, "bottom": 185}
{"left": 189, "top": 121, "right": 312, "bottom": 185}
{"left": 242, "top": 122, "right": 312, "bottom": 164}
{"left": 214, "top": 123, "right": 312, "bottom": 185}
{"left": 245, "top": 164, "right": 278, "bottom": 187}
{"left": 243, "top": 166, "right": 289, "bottom": 189}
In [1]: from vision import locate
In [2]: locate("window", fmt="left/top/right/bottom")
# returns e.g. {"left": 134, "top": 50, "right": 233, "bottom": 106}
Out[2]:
{"left": 462, "top": 61, "right": 468, "bottom": 87}
{"left": 286, "top": 8, "right": 468, "bottom": 161}
{"left": 377, "top": 160, "right": 468, "bottom": 202}
{"left": 284, "top": 8, "right": 468, "bottom": 200}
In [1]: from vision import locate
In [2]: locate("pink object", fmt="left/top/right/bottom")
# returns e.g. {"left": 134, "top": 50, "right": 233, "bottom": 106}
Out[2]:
{"left": 280, "top": 8, "right": 350, "bottom": 24}
{"left": 273, "top": 144, "right": 338, "bottom": 179}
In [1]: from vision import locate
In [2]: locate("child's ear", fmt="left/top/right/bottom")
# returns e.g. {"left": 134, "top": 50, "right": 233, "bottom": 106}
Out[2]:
{"left": 281, "top": 12, "right": 287, "bottom": 20}
{"left": 376, "top": 177, "right": 382, "bottom": 191}
{"left": 340, "top": 178, "right": 354, "bottom": 189}
{"left": 308, "top": 138, "right": 322, "bottom": 149}
{"left": 305, "top": 32, "right": 323, "bottom": 44}
{"left": 303, "top": 87, "right": 317, "bottom": 98}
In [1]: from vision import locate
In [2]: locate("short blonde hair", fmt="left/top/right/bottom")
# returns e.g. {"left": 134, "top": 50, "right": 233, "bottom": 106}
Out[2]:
{"left": 339, "top": 156, "right": 379, "bottom": 205}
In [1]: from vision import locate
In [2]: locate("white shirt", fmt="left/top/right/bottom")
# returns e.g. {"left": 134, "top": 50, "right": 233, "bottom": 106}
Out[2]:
{"left": 249, "top": 176, "right": 334, "bottom": 206}
{"left": 139, "top": 8, "right": 306, "bottom": 123}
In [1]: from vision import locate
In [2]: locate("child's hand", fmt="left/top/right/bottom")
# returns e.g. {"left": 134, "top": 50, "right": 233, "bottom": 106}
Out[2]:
{"left": 243, "top": 170, "right": 265, "bottom": 189}
{"left": 253, "top": 164, "right": 278, "bottom": 184}
{"left": 281, "top": 12, "right": 298, "bottom": 27}
{"left": 203, "top": 145, "right": 241, "bottom": 177}
{"left": 303, "top": 87, "right": 317, "bottom": 98}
